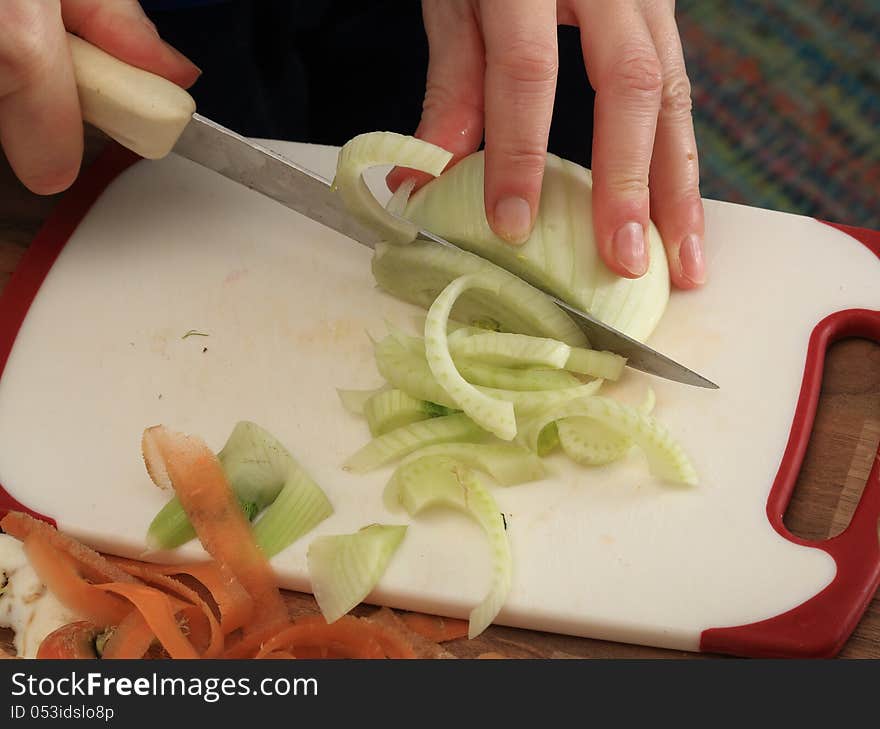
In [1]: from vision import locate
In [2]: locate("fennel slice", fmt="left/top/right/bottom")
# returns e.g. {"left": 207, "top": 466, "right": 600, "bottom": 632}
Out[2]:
{"left": 308, "top": 524, "right": 407, "bottom": 624}
{"left": 392, "top": 455, "right": 512, "bottom": 639}
{"left": 424, "top": 275, "right": 516, "bottom": 440}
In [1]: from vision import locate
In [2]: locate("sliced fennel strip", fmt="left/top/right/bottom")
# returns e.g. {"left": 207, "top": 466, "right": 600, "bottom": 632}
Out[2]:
{"left": 375, "top": 334, "right": 603, "bottom": 415}
{"left": 333, "top": 132, "right": 452, "bottom": 244}
{"left": 390, "top": 456, "right": 512, "bottom": 639}
{"left": 519, "top": 396, "right": 698, "bottom": 486}
{"left": 424, "top": 275, "right": 516, "bottom": 440}
{"left": 343, "top": 413, "right": 487, "bottom": 473}
{"left": 364, "top": 389, "right": 433, "bottom": 436}
{"left": 450, "top": 331, "right": 571, "bottom": 370}
{"left": 308, "top": 524, "right": 407, "bottom": 624}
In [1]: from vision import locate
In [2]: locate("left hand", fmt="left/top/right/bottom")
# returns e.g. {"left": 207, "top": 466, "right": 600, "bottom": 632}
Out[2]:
{"left": 387, "top": 0, "right": 705, "bottom": 289}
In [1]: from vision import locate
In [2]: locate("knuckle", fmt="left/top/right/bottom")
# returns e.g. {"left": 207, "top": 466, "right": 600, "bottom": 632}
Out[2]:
{"left": 492, "top": 146, "right": 547, "bottom": 179}
{"left": 660, "top": 75, "right": 693, "bottom": 117}
{"left": 606, "top": 173, "right": 650, "bottom": 197}
{"left": 490, "top": 37, "right": 558, "bottom": 86}
{"left": 609, "top": 48, "right": 663, "bottom": 95}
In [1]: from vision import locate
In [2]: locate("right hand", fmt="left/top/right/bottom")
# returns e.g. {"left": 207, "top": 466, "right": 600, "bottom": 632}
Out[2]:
{"left": 0, "top": 0, "right": 200, "bottom": 195}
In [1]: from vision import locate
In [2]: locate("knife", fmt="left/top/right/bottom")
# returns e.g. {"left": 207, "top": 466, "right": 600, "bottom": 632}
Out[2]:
{"left": 67, "top": 33, "right": 718, "bottom": 389}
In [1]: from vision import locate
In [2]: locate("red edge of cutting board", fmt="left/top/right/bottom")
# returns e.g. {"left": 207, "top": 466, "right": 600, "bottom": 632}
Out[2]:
{"left": 0, "top": 142, "right": 878, "bottom": 658}
{"left": 701, "top": 225, "right": 880, "bottom": 658}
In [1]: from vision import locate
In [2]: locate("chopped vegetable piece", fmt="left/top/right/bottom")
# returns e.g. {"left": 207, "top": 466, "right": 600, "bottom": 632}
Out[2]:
{"left": 109, "top": 559, "right": 223, "bottom": 658}
{"left": 520, "top": 397, "right": 697, "bottom": 485}
{"left": 400, "top": 612, "right": 469, "bottom": 643}
{"left": 481, "top": 380, "right": 603, "bottom": 413}
{"left": 333, "top": 132, "right": 452, "bottom": 244}
{"left": 450, "top": 331, "right": 571, "bottom": 369}
{"left": 397, "top": 443, "right": 545, "bottom": 488}
{"left": 100, "top": 612, "right": 155, "bottom": 660}
{"left": 424, "top": 275, "right": 516, "bottom": 440}
{"left": 251, "top": 464, "right": 334, "bottom": 558}
{"left": 111, "top": 558, "right": 253, "bottom": 636}
{"left": 455, "top": 359, "right": 582, "bottom": 391}
{"left": 536, "top": 422, "right": 560, "bottom": 456}
{"left": 141, "top": 426, "right": 289, "bottom": 633}
{"left": 565, "top": 347, "right": 627, "bottom": 381}
{"left": 381, "top": 331, "right": 583, "bottom": 390}
{"left": 96, "top": 583, "right": 198, "bottom": 659}
{"left": 344, "top": 413, "right": 486, "bottom": 473}
{"left": 36, "top": 622, "right": 101, "bottom": 659}
{"left": 147, "top": 421, "right": 332, "bottom": 556}
{"left": 386, "top": 177, "right": 416, "bottom": 216}
{"left": 0, "top": 512, "right": 136, "bottom": 585}
{"left": 308, "top": 524, "right": 407, "bottom": 623}
{"left": 364, "top": 389, "right": 431, "bottom": 436}
{"left": 390, "top": 456, "right": 511, "bottom": 639}
{"left": 374, "top": 335, "right": 458, "bottom": 408}
{"left": 556, "top": 417, "right": 631, "bottom": 466}
{"left": 375, "top": 334, "right": 603, "bottom": 415}
{"left": 22, "top": 536, "right": 131, "bottom": 627}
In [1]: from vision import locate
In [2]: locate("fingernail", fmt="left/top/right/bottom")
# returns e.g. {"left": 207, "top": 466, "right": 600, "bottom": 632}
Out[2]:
{"left": 493, "top": 196, "right": 532, "bottom": 245}
{"left": 678, "top": 233, "right": 706, "bottom": 285}
{"left": 612, "top": 222, "right": 648, "bottom": 277}
{"left": 142, "top": 18, "right": 160, "bottom": 36}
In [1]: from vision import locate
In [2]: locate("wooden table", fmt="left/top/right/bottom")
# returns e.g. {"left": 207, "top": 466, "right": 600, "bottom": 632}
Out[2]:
{"left": 1, "top": 131, "right": 877, "bottom": 658}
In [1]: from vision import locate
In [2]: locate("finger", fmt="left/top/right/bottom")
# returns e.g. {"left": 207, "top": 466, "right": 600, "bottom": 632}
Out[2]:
{"left": 61, "top": 0, "right": 200, "bottom": 88}
{"left": 479, "top": 0, "right": 558, "bottom": 244}
{"left": 0, "top": 0, "right": 83, "bottom": 194}
{"left": 387, "top": 0, "right": 485, "bottom": 194}
{"left": 644, "top": 3, "right": 705, "bottom": 288}
{"left": 578, "top": 0, "right": 662, "bottom": 278}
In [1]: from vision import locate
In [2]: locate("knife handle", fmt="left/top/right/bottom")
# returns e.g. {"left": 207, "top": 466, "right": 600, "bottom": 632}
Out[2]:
{"left": 67, "top": 33, "right": 196, "bottom": 160}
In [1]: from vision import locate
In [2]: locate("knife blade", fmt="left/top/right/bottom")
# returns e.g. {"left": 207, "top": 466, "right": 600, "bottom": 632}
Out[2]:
{"left": 68, "top": 33, "right": 718, "bottom": 389}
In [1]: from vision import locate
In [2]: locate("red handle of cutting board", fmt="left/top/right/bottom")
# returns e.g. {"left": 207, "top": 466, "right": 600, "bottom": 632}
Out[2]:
{"left": 701, "top": 222, "right": 880, "bottom": 658}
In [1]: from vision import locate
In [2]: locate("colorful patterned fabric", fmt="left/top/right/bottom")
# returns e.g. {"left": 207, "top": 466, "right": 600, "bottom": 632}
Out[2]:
{"left": 678, "top": 0, "right": 879, "bottom": 228}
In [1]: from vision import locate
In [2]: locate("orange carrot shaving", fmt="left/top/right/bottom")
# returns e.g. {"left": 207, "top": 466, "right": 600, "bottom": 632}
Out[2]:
{"left": 23, "top": 535, "right": 132, "bottom": 627}
{"left": 101, "top": 612, "right": 155, "bottom": 659}
{"left": 220, "top": 623, "right": 285, "bottom": 659}
{"left": 36, "top": 622, "right": 101, "bottom": 659}
{"left": 141, "top": 426, "right": 288, "bottom": 633}
{"left": 400, "top": 612, "right": 469, "bottom": 643}
{"left": 364, "top": 608, "right": 456, "bottom": 659}
{"left": 96, "top": 583, "right": 198, "bottom": 659}
{"left": 1, "top": 512, "right": 136, "bottom": 584}
{"left": 254, "top": 617, "right": 386, "bottom": 659}
{"left": 114, "top": 559, "right": 253, "bottom": 635}
{"left": 109, "top": 560, "right": 223, "bottom": 657}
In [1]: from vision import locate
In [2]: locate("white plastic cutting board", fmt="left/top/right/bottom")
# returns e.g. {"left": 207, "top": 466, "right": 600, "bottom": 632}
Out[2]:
{"left": 0, "top": 141, "right": 876, "bottom": 652}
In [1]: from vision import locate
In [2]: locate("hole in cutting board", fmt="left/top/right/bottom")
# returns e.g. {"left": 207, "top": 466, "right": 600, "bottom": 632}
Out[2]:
{"left": 783, "top": 338, "right": 880, "bottom": 541}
